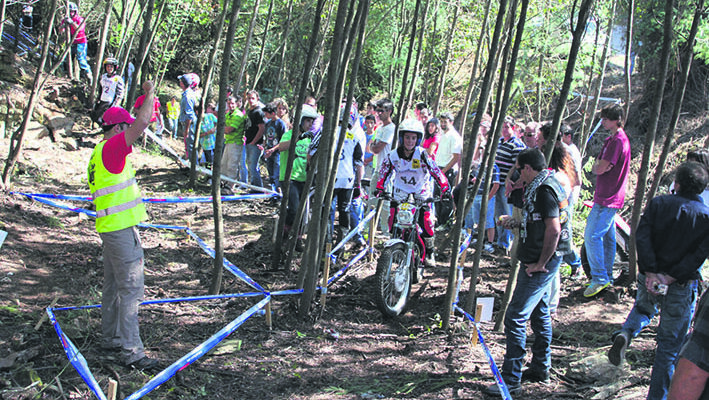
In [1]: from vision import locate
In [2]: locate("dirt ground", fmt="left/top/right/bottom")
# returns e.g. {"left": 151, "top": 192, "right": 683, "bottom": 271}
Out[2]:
{"left": 0, "top": 117, "right": 669, "bottom": 400}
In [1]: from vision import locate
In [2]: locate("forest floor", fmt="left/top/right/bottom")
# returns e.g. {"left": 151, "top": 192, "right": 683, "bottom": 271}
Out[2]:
{"left": 1, "top": 66, "right": 708, "bottom": 400}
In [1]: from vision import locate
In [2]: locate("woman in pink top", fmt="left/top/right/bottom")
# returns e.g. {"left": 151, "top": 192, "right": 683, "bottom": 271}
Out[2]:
{"left": 422, "top": 117, "right": 441, "bottom": 158}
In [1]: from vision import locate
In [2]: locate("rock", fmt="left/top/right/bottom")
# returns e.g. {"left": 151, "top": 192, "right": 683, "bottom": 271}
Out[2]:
{"left": 566, "top": 353, "right": 629, "bottom": 385}
{"left": 48, "top": 115, "right": 74, "bottom": 137}
{"left": 27, "top": 120, "right": 49, "bottom": 140}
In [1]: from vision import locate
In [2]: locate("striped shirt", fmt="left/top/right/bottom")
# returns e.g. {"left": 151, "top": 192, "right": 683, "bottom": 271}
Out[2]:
{"left": 495, "top": 136, "right": 525, "bottom": 182}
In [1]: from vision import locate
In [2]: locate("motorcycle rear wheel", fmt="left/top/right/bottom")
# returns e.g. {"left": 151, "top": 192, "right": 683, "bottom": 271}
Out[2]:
{"left": 375, "top": 243, "right": 412, "bottom": 317}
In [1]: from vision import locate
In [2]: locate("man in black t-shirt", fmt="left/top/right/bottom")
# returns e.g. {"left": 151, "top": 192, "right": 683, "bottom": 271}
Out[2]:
{"left": 244, "top": 90, "right": 266, "bottom": 187}
{"left": 484, "top": 148, "right": 569, "bottom": 396}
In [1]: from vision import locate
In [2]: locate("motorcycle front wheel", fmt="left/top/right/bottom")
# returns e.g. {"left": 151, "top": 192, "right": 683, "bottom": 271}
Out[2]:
{"left": 375, "top": 243, "right": 412, "bottom": 317}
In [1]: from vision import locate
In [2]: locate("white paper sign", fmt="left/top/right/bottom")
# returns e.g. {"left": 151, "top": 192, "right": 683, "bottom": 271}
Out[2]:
{"left": 476, "top": 297, "right": 495, "bottom": 322}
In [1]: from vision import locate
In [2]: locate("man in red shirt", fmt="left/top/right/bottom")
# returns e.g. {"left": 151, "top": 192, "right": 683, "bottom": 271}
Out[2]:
{"left": 86, "top": 81, "right": 159, "bottom": 370}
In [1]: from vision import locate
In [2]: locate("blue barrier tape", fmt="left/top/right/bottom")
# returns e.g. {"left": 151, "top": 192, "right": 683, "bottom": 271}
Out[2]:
{"left": 15, "top": 192, "right": 277, "bottom": 203}
{"left": 327, "top": 247, "right": 371, "bottom": 286}
{"left": 328, "top": 210, "right": 376, "bottom": 256}
{"left": 454, "top": 305, "right": 512, "bottom": 400}
{"left": 47, "top": 308, "right": 108, "bottom": 400}
{"left": 184, "top": 228, "right": 265, "bottom": 292}
{"left": 143, "top": 129, "right": 280, "bottom": 197}
{"left": 269, "top": 288, "right": 304, "bottom": 296}
{"left": 124, "top": 296, "right": 271, "bottom": 400}
{"left": 51, "top": 292, "right": 269, "bottom": 312}
{"left": 14, "top": 193, "right": 264, "bottom": 293}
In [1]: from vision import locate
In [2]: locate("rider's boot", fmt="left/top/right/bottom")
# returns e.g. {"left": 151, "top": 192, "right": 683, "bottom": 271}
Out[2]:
{"left": 424, "top": 237, "right": 436, "bottom": 267}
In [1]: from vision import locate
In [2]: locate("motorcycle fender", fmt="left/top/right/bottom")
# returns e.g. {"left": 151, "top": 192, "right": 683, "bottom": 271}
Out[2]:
{"left": 383, "top": 238, "right": 406, "bottom": 249}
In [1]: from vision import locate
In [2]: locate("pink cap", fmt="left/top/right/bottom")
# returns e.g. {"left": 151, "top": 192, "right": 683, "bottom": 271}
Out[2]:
{"left": 102, "top": 107, "right": 135, "bottom": 126}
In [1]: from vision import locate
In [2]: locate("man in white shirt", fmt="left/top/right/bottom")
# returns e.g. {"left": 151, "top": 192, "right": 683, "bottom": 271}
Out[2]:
{"left": 435, "top": 112, "right": 462, "bottom": 227}
{"left": 370, "top": 99, "right": 396, "bottom": 235}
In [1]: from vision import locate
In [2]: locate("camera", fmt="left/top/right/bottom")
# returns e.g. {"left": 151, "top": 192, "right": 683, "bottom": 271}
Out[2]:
{"left": 653, "top": 282, "right": 668, "bottom": 295}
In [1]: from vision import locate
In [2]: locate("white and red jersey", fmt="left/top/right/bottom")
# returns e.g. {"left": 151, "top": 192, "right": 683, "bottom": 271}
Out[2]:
{"left": 377, "top": 146, "right": 449, "bottom": 202}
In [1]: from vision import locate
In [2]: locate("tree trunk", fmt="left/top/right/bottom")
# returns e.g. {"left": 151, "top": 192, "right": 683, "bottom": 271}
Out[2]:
{"left": 395, "top": 0, "right": 422, "bottom": 127}
{"left": 209, "top": 0, "right": 243, "bottom": 295}
{"left": 89, "top": 0, "right": 113, "bottom": 106}
{"left": 406, "top": 0, "right": 429, "bottom": 111}
{"left": 272, "top": 0, "right": 293, "bottom": 97}
{"left": 623, "top": 0, "right": 635, "bottom": 126}
{"left": 188, "top": 1, "right": 228, "bottom": 189}
{"left": 432, "top": 0, "right": 460, "bottom": 116}
{"left": 0, "top": 0, "right": 6, "bottom": 45}
{"left": 252, "top": 0, "right": 274, "bottom": 89}
{"left": 626, "top": 0, "right": 674, "bottom": 283}
{"left": 126, "top": 0, "right": 155, "bottom": 109}
{"left": 542, "top": 0, "right": 595, "bottom": 162}
{"left": 579, "top": 0, "right": 616, "bottom": 159}
{"left": 2, "top": 0, "right": 58, "bottom": 188}
{"left": 298, "top": 0, "right": 354, "bottom": 318}
{"left": 156, "top": 3, "right": 194, "bottom": 89}
{"left": 457, "top": 0, "right": 491, "bottom": 138}
{"left": 270, "top": 0, "right": 326, "bottom": 271}
{"left": 440, "top": 0, "right": 511, "bottom": 330}
{"left": 235, "top": 0, "right": 262, "bottom": 94}
{"left": 646, "top": 3, "right": 702, "bottom": 201}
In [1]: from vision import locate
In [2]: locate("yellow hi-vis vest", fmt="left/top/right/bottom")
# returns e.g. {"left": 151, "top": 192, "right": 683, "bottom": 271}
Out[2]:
{"left": 166, "top": 100, "right": 180, "bottom": 120}
{"left": 87, "top": 140, "right": 147, "bottom": 233}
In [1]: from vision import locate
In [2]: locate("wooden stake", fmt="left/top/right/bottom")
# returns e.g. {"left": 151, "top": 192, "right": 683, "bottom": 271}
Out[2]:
{"left": 320, "top": 243, "right": 332, "bottom": 307}
{"left": 34, "top": 295, "right": 59, "bottom": 331}
{"left": 264, "top": 302, "right": 272, "bottom": 330}
{"left": 369, "top": 200, "right": 384, "bottom": 262}
{"left": 471, "top": 304, "right": 484, "bottom": 346}
{"left": 107, "top": 379, "right": 118, "bottom": 400}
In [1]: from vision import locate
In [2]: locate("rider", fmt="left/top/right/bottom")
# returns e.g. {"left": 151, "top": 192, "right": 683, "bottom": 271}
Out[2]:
{"left": 92, "top": 57, "right": 125, "bottom": 124}
{"left": 375, "top": 119, "right": 451, "bottom": 267}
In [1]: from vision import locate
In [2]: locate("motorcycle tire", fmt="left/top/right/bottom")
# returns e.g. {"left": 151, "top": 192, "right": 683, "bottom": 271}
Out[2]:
{"left": 375, "top": 243, "right": 412, "bottom": 317}
{"left": 580, "top": 227, "right": 630, "bottom": 286}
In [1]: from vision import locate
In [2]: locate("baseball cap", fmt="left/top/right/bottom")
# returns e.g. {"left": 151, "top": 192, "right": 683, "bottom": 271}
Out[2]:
{"left": 102, "top": 107, "right": 135, "bottom": 126}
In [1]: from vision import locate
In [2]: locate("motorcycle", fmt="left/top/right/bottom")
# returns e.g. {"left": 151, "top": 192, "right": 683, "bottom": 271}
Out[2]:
{"left": 579, "top": 200, "right": 631, "bottom": 286}
{"left": 374, "top": 193, "right": 436, "bottom": 317}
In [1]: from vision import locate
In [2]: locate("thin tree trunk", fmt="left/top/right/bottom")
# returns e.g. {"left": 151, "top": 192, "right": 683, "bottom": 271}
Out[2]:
{"left": 440, "top": 0, "right": 510, "bottom": 329}
{"left": 627, "top": 0, "right": 675, "bottom": 283}
{"left": 457, "top": 0, "right": 491, "bottom": 138}
{"left": 395, "top": 0, "right": 422, "bottom": 127}
{"left": 156, "top": 4, "right": 194, "bottom": 89}
{"left": 579, "top": 0, "right": 616, "bottom": 159}
{"left": 624, "top": 0, "right": 635, "bottom": 125}
{"left": 646, "top": 1, "right": 702, "bottom": 201}
{"left": 126, "top": 0, "right": 155, "bottom": 109}
{"left": 0, "top": 0, "right": 6, "bottom": 44}
{"left": 209, "top": 0, "right": 243, "bottom": 295}
{"left": 406, "top": 0, "right": 429, "bottom": 111}
{"left": 235, "top": 0, "right": 261, "bottom": 94}
{"left": 542, "top": 0, "right": 595, "bottom": 162}
{"left": 299, "top": 0, "right": 353, "bottom": 318}
{"left": 578, "top": 11, "right": 601, "bottom": 150}
{"left": 272, "top": 0, "right": 293, "bottom": 97}
{"left": 89, "top": 0, "right": 113, "bottom": 106}
{"left": 188, "top": 1, "right": 228, "bottom": 189}
{"left": 270, "top": 0, "right": 326, "bottom": 271}
{"left": 252, "top": 0, "right": 274, "bottom": 88}
{"left": 2, "top": 0, "right": 58, "bottom": 188}
{"left": 432, "top": 0, "right": 460, "bottom": 116}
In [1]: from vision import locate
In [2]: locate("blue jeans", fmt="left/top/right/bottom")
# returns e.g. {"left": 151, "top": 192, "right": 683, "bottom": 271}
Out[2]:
{"left": 179, "top": 120, "right": 196, "bottom": 160}
{"left": 245, "top": 144, "right": 263, "bottom": 187}
{"left": 494, "top": 184, "right": 512, "bottom": 249}
{"left": 265, "top": 153, "right": 280, "bottom": 192}
{"left": 72, "top": 42, "right": 92, "bottom": 78}
{"left": 502, "top": 254, "right": 561, "bottom": 383}
{"left": 465, "top": 194, "right": 495, "bottom": 231}
{"left": 168, "top": 118, "right": 179, "bottom": 139}
{"left": 584, "top": 203, "right": 617, "bottom": 285}
{"left": 349, "top": 196, "right": 365, "bottom": 241}
{"left": 616, "top": 274, "right": 698, "bottom": 400}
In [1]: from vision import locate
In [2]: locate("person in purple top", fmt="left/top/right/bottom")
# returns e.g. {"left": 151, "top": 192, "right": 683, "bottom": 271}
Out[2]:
{"left": 583, "top": 104, "right": 631, "bottom": 297}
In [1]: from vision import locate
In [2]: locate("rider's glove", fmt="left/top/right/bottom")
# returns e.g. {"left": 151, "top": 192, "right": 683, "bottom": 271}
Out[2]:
{"left": 352, "top": 186, "right": 361, "bottom": 199}
{"left": 442, "top": 190, "right": 453, "bottom": 202}
{"left": 375, "top": 188, "right": 385, "bottom": 198}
